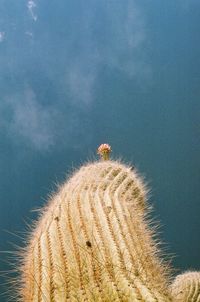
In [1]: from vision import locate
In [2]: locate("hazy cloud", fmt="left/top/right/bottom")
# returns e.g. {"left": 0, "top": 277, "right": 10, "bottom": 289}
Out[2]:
{"left": 5, "top": 89, "right": 56, "bottom": 151}
{"left": 65, "top": 0, "right": 147, "bottom": 106}
{"left": 0, "top": 0, "right": 148, "bottom": 151}
{"left": 102, "top": 1, "right": 146, "bottom": 73}
{"left": 0, "top": 31, "right": 5, "bottom": 42}
{"left": 67, "top": 62, "right": 98, "bottom": 106}
{"left": 27, "top": 0, "right": 37, "bottom": 21}
{"left": 25, "top": 31, "right": 33, "bottom": 38}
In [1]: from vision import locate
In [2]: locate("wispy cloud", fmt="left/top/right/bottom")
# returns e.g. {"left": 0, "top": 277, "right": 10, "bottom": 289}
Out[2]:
{"left": 102, "top": 1, "right": 146, "bottom": 74}
{"left": 65, "top": 0, "right": 148, "bottom": 106}
{"left": 4, "top": 89, "right": 56, "bottom": 151}
{"left": 27, "top": 0, "right": 37, "bottom": 21}
{"left": 1, "top": 0, "right": 148, "bottom": 151}
{"left": 0, "top": 31, "right": 5, "bottom": 42}
{"left": 2, "top": 87, "right": 93, "bottom": 151}
{"left": 67, "top": 61, "right": 98, "bottom": 106}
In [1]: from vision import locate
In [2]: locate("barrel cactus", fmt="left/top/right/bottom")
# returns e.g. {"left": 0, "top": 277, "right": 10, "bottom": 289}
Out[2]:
{"left": 17, "top": 148, "right": 173, "bottom": 301}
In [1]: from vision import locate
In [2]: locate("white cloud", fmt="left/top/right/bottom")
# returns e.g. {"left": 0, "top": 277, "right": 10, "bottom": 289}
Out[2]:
{"left": 25, "top": 31, "right": 33, "bottom": 38}
{"left": 2, "top": 87, "right": 92, "bottom": 152}
{"left": 5, "top": 89, "right": 56, "bottom": 151}
{"left": 103, "top": 1, "right": 146, "bottom": 71}
{"left": 67, "top": 62, "right": 97, "bottom": 106}
{"left": 0, "top": 1, "right": 149, "bottom": 151}
{"left": 27, "top": 0, "right": 37, "bottom": 21}
{"left": 65, "top": 0, "right": 148, "bottom": 105}
{"left": 0, "top": 31, "right": 5, "bottom": 42}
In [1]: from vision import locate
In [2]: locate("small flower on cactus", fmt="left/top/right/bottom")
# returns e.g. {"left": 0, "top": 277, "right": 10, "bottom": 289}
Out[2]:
{"left": 97, "top": 143, "right": 112, "bottom": 160}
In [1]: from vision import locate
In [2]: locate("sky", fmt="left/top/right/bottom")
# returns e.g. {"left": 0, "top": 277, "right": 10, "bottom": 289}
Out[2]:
{"left": 0, "top": 0, "right": 200, "bottom": 300}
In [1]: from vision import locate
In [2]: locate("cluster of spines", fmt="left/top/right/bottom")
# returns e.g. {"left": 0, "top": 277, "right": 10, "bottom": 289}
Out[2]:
{"left": 16, "top": 160, "right": 173, "bottom": 301}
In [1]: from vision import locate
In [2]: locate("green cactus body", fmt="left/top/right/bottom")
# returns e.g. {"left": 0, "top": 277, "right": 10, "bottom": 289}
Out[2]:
{"left": 171, "top": 271, "right": 200, "bottom": 302}
{"left": 19, "top": 161, "right": 172, "bottom": 301}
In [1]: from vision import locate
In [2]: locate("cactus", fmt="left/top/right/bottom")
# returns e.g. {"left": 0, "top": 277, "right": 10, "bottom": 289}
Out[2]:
{"left": 170, "top": 271, "right": 200, "bottom": 301}
{"left": 18, "top": 160, "right": 172, "bottom": 301}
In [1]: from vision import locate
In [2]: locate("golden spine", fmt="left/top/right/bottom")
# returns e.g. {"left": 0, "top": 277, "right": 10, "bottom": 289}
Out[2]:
{"left": 171, "top": 271, "right": 200, "bottom": 302}
{"left": 19, "top": 161, "right": 172, "bottom": 301}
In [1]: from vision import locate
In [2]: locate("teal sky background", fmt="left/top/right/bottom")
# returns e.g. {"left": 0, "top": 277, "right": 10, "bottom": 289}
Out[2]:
{"left": 0, "top": 0, "right": 200, "bottom": 300}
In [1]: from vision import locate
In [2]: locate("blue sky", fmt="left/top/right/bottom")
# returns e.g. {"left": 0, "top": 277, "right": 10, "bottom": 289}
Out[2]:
{"left": 0, "top": 1, "right": 200, "bottom": 300}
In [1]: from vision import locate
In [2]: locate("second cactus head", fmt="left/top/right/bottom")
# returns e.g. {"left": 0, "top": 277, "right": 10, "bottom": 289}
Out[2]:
{"left": 170, "top": 271, "right": 200, "bottom": 302}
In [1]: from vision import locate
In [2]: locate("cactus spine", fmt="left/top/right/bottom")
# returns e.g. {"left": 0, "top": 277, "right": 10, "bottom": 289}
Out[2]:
{"left": 19, "top": 160, "right": 172, "bottom": 301}
{"left": 171, "top": 271, "right": 200, "bottom": 302}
